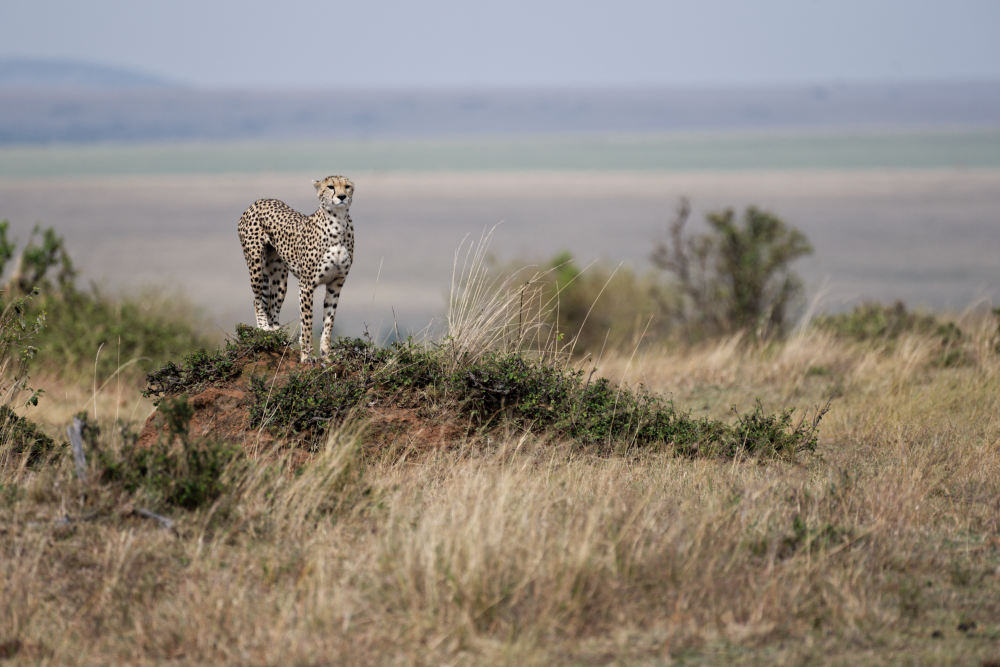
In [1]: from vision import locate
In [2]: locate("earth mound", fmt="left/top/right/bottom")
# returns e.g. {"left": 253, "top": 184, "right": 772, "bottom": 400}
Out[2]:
{"left": 139, "top": 346, "right": 462, "bottom": 457}
{"left": 138, "top": 325, "right": 823, "bottom": 462}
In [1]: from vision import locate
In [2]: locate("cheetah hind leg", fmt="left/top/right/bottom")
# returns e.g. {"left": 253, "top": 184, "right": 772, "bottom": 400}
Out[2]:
{"left": 242, "top": 241, "right": 272, "bottom": 330}
{"left": 264, "top": 249, "right": 288, "bottom": 330}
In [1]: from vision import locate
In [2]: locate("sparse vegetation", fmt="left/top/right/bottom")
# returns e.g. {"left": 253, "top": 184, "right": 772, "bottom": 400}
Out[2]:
{"left": 486, "top": 200, "right": 815, "bottom": 357}
{"left": 813, "top": 300, "right": 970, "bottom": 366}
{"left": 651, "top": 198, "right": 813, "bottom": 340}
{"left": 0, "top": 220, "right": 212, "bottom": 380}
{"left": 490, "top": 250, "right": 672, "bottom": 355}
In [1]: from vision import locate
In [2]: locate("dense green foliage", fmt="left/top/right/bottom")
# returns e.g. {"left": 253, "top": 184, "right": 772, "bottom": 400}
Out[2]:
{"left": 97, "top": 436, "right": 239, "bottom": 511}
{"left": 249, "top": 368, "right": 365, "bottom": 440}
{"left": 145, "top": 324, "right": 293, "bottom": 400}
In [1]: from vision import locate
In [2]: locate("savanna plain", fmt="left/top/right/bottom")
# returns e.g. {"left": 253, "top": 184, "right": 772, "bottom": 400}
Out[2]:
{"left": 2, "top": 137, "right": 1000, "bottom": 665}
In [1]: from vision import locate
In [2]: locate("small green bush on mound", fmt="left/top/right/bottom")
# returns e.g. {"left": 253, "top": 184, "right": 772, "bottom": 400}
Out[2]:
{"left": 813, "top": 300, "right": 968, "bottom": 366}
{"left": 90, "top": 401, "right": 242, "bottom": 511}
{"left": 149, "top": 331, "right": 823, "bottom": 460}
{"left": 145, "top": 324, "right": 294, "bottom": 401}
{"left": 248, "top": 368, "right": 365, "bottom": 439}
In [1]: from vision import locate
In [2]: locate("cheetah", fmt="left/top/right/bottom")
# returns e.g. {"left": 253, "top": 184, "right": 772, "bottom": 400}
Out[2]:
{"left": 237, "top": 175, "right": 355, "bottom": 363}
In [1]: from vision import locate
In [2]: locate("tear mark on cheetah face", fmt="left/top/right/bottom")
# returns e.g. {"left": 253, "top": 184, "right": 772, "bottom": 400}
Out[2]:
{"left": 237, "top": 175, "right": 356, "bottom": 363}
{"left": 314, "top": 174, "right": 354, "bottom": 213}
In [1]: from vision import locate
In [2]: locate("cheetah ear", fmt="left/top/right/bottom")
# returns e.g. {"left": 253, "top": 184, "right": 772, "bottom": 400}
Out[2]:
{"left": 313, "top": 179, "right": 322, "bottom": 191}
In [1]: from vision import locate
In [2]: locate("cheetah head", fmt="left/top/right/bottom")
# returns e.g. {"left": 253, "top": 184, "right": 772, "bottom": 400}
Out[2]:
{"left": 314, "top": 175, "right": 354, "bottom": 213}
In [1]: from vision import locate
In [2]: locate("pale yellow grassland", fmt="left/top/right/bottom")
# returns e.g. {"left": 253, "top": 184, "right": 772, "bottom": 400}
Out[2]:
{"left": 2, "top": 312, "right": 1000, "bottom": 664}
{"left": 24, "top": 371, "right": 154, "bottom": 431}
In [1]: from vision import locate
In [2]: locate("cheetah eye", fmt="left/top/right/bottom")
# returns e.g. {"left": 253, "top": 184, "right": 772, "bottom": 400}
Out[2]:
{"left": 327, "top": 185, "right": 336, "bottom": 190}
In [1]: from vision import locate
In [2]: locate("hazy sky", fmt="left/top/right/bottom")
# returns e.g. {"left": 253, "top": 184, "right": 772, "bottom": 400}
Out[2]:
{"left": 2, "top": 0, "right": 999, "bottom": 88}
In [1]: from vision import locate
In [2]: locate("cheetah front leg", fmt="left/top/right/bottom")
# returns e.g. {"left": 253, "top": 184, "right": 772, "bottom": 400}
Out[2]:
{"left": 297, "top": 282, "right": 316, "bottom": 363}
{"left": 319, "top": 276, "right": 346, "bottom": 362}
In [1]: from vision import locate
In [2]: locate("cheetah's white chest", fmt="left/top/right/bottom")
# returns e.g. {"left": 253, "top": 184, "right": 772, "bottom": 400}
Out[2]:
{"left": 316, "top": 243, "right": 352, "bottom": 284}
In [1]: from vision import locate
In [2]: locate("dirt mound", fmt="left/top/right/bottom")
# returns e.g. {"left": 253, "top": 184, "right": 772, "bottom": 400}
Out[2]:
{"left": 138, "top": 351, "right": 463, "bottom": 456}
{"left": 139, "top": 326, "right": 823, "bottom": 462}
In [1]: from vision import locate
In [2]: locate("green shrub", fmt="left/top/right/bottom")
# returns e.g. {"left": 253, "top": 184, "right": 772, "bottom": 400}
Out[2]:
{"left": 720, "top": 400, "right": 823, "bottom": 460}
{"left": 813, "top": 301, "right": 969, "bottom": 367}
{"left": 246, "top": 337, "right": 446, "bottom": 441}
{"left": 650, "top": 199, "right": 813, "bottom": 340}
{"left": 813, "top": 301, "right": 951, "bottom": 341}
{"left": 226, "top": 332, "right": 822, "bottom": 460}
{"left": 146, "top": 325, "right": 293, "bottom": 401}
{"left": 98, "top": 438, "right": 240, "bottom": 511}
{"left": 454, "top": 353, "right": 814, "bottom": 457}
{"left": 0, "top": 404, "right": 61, "bottom": 466}
{"left": 249, "top": 367, "right": 366, "bottom": 441}
{"left": 91, "top": 405, "right": 241, "bottom": 511}
{"left": 0, "top": 220, "right": 211, "bottom": 379}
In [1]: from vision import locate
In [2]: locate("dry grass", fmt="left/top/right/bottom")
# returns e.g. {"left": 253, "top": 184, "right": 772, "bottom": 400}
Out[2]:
{"left": 2, "top": 313, "right": 1000, "bottom": 665}
{"left": 3, "top": 233, "right": 1000, "bottom": 662}
{"left": 447, "top": 226, "right": 555, "bottom": 366}
{"left": 21, "top": 370, "right": 154, "bottom": 432}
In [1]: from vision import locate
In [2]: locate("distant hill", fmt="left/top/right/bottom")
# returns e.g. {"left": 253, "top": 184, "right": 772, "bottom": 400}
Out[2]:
{"left": 0, "top": 57, "right": 177, "bottom": 89}
{"left": 0, "top": 76, "right": 998, "bottom": 144}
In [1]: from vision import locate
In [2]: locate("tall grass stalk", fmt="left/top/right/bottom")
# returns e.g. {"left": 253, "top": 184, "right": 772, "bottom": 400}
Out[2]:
{"left": 447, "top": 225, "right": 554, "bottom": 363}
{"left": 446, "top": 225, "right": 617, "bottom": 367}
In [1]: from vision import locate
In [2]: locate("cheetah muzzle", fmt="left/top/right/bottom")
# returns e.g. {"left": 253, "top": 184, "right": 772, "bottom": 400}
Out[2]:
{"left": 238, "top": 175, "right": 356, "bottom": 363}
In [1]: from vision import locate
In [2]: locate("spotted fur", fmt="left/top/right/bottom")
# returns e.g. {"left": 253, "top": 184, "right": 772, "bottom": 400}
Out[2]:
{"left": 238, "top": 175, "right": 355, "bottom": 363}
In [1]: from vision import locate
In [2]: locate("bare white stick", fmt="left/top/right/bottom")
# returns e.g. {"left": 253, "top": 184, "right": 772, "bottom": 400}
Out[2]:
{"left": 66, "top": 416, "right": 87, "bottom": 483}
